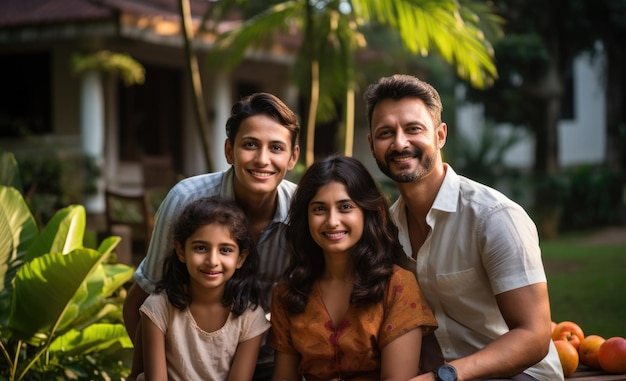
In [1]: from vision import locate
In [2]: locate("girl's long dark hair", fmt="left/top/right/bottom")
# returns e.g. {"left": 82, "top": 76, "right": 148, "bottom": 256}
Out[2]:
{"left": 283, "top": 155, "right": 405, "bottom": 314}
{"left": 155, "top": 196, "right": 260, "bottom": 316}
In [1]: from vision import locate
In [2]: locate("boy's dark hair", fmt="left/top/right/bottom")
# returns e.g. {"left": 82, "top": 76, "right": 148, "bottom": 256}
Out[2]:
{"left": 226, "top": 92, "right": 300, "bottom": 150}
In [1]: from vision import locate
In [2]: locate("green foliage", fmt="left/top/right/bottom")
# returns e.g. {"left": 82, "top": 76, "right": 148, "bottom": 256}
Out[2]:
{"left": 558, "top": 165, "right": 625, "bottom": 231}
{"left": 529, "top": 165, "right": 625, "bottom": 239}
{"left": 463, "top": 32, "right": 550, "bottom": 127}
{"left": 532, "top": 172, "right": 572, "bottom": 207}
{"left": 0, "top": 150, "right": 22, "bottom": 193}
{"left": 72, "top": 50, "right": 145, "bottom": 87}
{"left": 449, "top": 123, "right": 525, "bottom": 187}
{"left": 11, "top": 151, "right": 100, "bottom": 228}
{"left": 0, "top": 157, "right": 133, "bottom": 380}
{"left": 206, "top": 0, "right": 500, "bottom": 103}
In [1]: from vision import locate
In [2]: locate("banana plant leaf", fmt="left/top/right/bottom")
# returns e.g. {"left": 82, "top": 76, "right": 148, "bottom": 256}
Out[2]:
{"left": 25, "top": 204, "right": 85, "bottom": 262}
{"left": 56, "top": 258, "right": 133, "bottom": 335}
{"left": 0, "top": 186, "right": 38, "bottom": 322}
{"left": 49, "top": 323, "right": 132, "bottom": 356}
{"left": 59, "top": 302, "right": 125, "bottom": 336}
{"left": 7, "top": 248, "right": 107, "bottom": 343}
{"left": 101, "top": 261, "right": 134, "bottom": 297}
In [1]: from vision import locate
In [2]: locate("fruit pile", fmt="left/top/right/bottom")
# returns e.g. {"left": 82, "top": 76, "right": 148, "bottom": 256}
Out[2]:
{"left": 551, "top": 320, "right": 626, "bottom": 377}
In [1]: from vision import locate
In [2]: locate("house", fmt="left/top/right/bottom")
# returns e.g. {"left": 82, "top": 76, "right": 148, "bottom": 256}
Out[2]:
{"left": 0, "top": 0, "right": 300, "bottom": 217}
{"left": 2, "top": 0, "right": 617, "bottom": 242}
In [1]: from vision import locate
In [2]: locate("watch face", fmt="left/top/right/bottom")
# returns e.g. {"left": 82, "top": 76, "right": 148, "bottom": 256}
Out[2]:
{"left": 436, "top": 364, "right": 457, "bottom": 381}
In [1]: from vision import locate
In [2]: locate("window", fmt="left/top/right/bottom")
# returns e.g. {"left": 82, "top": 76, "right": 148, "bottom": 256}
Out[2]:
{"left": 0, "top": 52, "right": 52, "bottom": 137}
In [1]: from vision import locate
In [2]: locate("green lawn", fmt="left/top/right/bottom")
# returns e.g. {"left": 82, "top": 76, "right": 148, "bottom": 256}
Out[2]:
{"left": 542, "top": 233, "right": 626, "bottom": 339}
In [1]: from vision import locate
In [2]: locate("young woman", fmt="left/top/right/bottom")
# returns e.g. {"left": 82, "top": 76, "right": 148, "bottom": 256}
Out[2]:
{"left": 137, "top": 196, "right": 269, "bottom": 381}
{"left": 269, "top": 155, "right": 438, "bottom": 381}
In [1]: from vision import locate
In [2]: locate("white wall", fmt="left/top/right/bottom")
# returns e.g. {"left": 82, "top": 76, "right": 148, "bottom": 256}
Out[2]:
{"left": 558, "top": 51, "right": 606, "bottom": 166}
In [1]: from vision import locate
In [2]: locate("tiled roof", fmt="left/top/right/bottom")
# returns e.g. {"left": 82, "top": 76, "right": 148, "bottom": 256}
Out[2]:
{"left": 0, "top": 0, "right": 211, "bottom": 27}
{"left": 0, "top": 0, "right": 113, "bottom": 27}
{"left": 0, "top": 0, "right": 300, "bottom": 57}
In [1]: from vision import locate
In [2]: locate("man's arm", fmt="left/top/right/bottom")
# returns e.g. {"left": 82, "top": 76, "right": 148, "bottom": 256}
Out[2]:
{"left": 123, "top": 282, "right": 149, "bottom": 342}
{"left": 410, "top": 282, "right": 553, "bottom": 381}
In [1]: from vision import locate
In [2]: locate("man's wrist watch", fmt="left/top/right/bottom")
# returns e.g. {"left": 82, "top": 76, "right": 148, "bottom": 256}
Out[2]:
{"left": 433, "top": 364, "right": 458, "bottom": 381}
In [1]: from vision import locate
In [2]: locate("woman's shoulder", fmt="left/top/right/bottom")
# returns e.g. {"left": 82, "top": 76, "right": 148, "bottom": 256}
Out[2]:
{"left": 387, "top": 265, "right": 421, "bottom": 296}
{"left": 391, "top": 264, "right": 418, "bottom": 281}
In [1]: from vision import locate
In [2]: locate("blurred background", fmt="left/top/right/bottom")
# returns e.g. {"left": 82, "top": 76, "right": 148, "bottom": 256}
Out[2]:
{"left": 1, "top": 0, "right": 624, "bottom": 245}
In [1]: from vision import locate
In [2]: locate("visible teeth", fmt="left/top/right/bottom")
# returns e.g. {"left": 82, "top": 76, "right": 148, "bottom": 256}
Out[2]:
{"left": 393, "top": 156, "right": 412, "bottom": 162}
{"left": 251, "top": 171, "right": 272, "bottom": 177}
{"left": 325, "top": 232, "right": 345, "bottom": 238}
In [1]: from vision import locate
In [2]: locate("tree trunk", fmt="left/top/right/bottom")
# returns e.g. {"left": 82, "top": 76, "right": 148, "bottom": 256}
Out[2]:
{"left": 343, "top": 83, "right": 355, "bottom": 157}
{"left": 605, "top": 41, "right": 625, "bottom": 171}
{"left": 526, "top": 34, "right": 565, "bottom": 238}
{"left": 527, "top": 34, "right": 563, "bottom": 175}
{"left": 179, "top": 0, "right": 213, "bottom": 173}
{"left": 304, "top": 1, "right": 319, "bottom": 167}
{"left": 306, "top": 60, "right": 320, "bottom": 167}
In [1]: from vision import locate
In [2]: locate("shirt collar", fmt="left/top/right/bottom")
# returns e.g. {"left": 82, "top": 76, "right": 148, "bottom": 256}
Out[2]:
{"left": 427, "top": 163, "right": 459, "bottom": 213}
{"left": 273, "top": 180, "right": 293, "bottom": 223}
{"left": 389, "top": 164, "right": 461, "bottom": 257}
{"left": 220, "top": 166, "right": 293, "bottom": 224}
{"left": 220, "top": 167, "right": 235, "bottom": 199}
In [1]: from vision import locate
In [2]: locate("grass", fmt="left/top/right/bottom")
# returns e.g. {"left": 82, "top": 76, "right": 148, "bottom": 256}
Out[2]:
{"left": 542, "top": 231, "right": 626, "bottom": 339}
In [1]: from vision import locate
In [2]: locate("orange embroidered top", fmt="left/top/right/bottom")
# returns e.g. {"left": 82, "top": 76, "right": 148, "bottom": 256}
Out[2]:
{"left": 268, "top": 266, "right": 437, "bottom": 380}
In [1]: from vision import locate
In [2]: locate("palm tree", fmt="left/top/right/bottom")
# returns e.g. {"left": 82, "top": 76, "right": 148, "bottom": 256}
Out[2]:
{"left": 202, "top": 0, "right": 502, "bottom": 167}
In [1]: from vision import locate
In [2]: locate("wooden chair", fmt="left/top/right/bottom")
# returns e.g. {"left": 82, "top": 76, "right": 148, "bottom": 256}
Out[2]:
{"left": 104, "top": 189, "right": 155, "bottom": 266}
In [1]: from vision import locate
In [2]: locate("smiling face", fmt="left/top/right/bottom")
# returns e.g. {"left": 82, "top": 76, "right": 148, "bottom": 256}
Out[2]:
{"left": 368, "top": 97, "right": 446, "bottom": 183}
{"left": 307, "top": 181, "right": 364, "bottom": 257}
{"left": 225, "top": 114, "right": 299, "bottom": 196}
{"left": 176, "top": 223, "right": 246, "bottom": 293}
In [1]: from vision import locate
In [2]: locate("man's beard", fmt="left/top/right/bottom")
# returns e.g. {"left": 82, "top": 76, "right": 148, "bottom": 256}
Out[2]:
{"left": 375, "top": 149, "right": 434, "bottom": 183}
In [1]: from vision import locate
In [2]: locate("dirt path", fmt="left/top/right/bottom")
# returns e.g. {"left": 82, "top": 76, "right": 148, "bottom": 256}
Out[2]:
{"left": 574, "top": 225, "right": 626, "bottom": 245}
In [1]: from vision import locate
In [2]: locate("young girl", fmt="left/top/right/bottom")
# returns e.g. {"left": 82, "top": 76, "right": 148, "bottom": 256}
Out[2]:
{"left": 138, "top": 196, "right": 270, "bottom": 381}
{"left": 269, "top": 155, "right": 438, "bottom": 381}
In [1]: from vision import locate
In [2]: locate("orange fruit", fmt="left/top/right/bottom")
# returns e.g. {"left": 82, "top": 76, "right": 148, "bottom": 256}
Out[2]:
{"left": 552, "top": 321, "right": 585, "bottom": 350}
{"left": 598, "top": 337, "right": 626, "bottom": 374}
{"left": 554, "top": 339, "right": 579, "bottom": 377}
{"left": 578, "top": 334, "right": 605, "bottom": 369}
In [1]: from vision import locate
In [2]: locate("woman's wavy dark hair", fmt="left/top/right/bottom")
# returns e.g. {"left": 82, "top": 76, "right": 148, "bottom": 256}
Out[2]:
{"left": 283, "top": 155, "right": 406, "bottom": 314}
{"left": 155, "top": 196, "right": 260, "bottom": 316}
